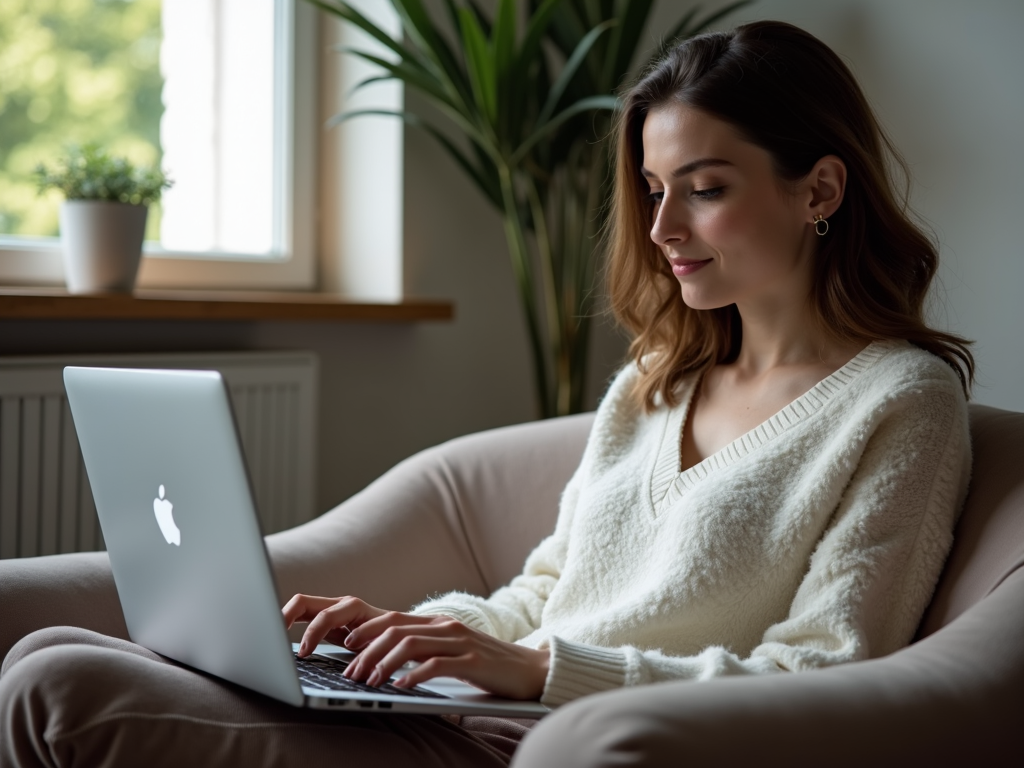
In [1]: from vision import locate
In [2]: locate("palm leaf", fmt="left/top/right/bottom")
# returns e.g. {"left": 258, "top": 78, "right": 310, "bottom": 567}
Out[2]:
{"left": 604, "top": 0, "right": 653, "bottom": 90}
{"left": 511, "top": 0, "right": 563, "bottom": 143}
{"left": 492, "top": 0, "right": 517, "bottom": 141}
{"left": 458, "top": 8, "right": 497, "bottom": 125}
{"left": 537, "top": 19, "right": 615, "bottom": 126}
{"left": 546, "top": 1, "right": 590, "bottom": 61}
{"left": 315, "top": 0, "right": 474, "bottom": 108}
{"left": 438, "top": 0, "right": 468, "bottom": 44}
{"left": 391, "top": 0, "right": 474, "bottom": 105}
{"left": 518, "top": 0, "right": 564, "bottom": 67}
{"left": 337, "top": 47, "right": 458, "bottom": 113}
{"left": 581, "top": 0, "right": 602, "bottom": 29}
{"left": 346, "top": 73, "right": 398, "bottom": 97}
{"left": 329, "top": 108, "right": 501, "bottom": 207}
{"left": 465, "top": 0, "right": 494, "bottom": 36}
{"left": 492, "top": 0, "right": 516, "bottom": 78}
{"left": 388, "top": 0, "right": 443, "bottom": 55}
{"left": 512, "top": 94, "right": 619, "bottom": 164}
{"left": 308, "top": 0, "right": 412, "bottom": 67}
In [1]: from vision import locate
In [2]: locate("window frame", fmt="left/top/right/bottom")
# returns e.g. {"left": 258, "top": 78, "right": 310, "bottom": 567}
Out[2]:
{"left": 0, "top": 0, "right": 318, "bottom": 291}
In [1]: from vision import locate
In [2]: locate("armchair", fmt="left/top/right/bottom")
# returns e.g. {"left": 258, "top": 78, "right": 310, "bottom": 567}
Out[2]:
{"left": 0, "top": 406, "right": 1020, "bottom": 766}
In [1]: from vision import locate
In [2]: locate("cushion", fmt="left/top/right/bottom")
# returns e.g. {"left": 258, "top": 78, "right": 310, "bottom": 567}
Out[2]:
{"left": 917, "top": 404, "right": 1024, "bottom": 638}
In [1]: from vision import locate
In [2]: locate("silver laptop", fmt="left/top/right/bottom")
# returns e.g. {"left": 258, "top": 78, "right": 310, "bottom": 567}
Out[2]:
{"left": 63, "top": 365, "right": 548, "bottom": 717}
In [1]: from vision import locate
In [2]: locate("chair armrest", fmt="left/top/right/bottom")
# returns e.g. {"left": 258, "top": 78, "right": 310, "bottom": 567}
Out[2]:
{"left": 0, "top": 552, "right": 128, "bottom": 664}
{"left": 515, "top": 567, "right": 1024, "bottom": 768}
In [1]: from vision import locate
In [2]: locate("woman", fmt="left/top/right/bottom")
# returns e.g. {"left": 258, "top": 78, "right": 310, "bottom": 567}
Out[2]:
{"left": 0, "top": 20, "right": 973, "bottom": 767}
{"left": 286, "top": 18, "right": 973, "bottom": 703}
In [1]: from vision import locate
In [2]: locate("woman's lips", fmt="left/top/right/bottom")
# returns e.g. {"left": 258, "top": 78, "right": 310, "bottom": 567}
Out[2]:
{"left": 670, "top": 258, "right": 712, "bottom": 276}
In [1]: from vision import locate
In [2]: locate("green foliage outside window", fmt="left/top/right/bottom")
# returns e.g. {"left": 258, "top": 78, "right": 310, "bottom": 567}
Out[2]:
{"left": 0, "top": 0, "right": 164, "bottom": 240}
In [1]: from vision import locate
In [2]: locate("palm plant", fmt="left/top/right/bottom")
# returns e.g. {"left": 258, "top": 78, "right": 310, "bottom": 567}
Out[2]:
{"left": 308, "top": 0, "right": 752, "bottom": 417}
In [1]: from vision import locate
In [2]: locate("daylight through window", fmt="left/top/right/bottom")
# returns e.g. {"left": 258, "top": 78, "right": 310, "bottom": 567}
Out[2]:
{"left": 0, "top": 0, "right": 284, "bottom": 259}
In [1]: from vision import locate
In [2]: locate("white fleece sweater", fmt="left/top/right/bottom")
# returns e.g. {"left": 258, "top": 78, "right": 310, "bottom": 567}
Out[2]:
{"left": 414, "top": 340, "right": 972, "bottom": 708}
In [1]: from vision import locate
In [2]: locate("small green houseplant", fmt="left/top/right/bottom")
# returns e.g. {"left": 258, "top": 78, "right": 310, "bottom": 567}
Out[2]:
{"left": 35, "top": 144, "right": 171, "bottom": 294}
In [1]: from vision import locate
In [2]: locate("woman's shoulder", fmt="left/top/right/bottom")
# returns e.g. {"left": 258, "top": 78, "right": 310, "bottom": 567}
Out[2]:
{"left": 579, "top": 358, "right": 695, "bottom": 466}
{"left": 862, "top": 340, "right": 968, "bottom": 399}
{"left": 590, "top": 360, "right": 645, "bottom": 428}
{"left": 840, "top": 340, "right": 970, "bottom": 437}
{"left": 595, "top": 356, "right": 699, "bottom": 414}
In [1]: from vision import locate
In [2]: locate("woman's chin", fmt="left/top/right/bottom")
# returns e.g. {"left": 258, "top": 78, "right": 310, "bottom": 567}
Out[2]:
{"left": 678, "top": 286, "right": 730, "bottom": 312}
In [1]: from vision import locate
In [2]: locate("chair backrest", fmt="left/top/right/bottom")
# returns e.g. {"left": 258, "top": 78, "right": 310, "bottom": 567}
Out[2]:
{"left": 444, "top": 412, "right": 596, "bottom": 594}
{"left": 916, "top": 404, "right": 1024, "bottom": 639}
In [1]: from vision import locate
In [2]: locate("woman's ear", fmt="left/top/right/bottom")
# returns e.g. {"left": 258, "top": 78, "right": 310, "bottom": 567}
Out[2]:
{"left": 805, "top": 155, "right": 846, "bottom": 220}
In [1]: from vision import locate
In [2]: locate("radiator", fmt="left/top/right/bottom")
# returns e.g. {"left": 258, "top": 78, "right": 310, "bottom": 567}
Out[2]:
{"left": 0, "top": 351, "right": 318, "bottom": 559}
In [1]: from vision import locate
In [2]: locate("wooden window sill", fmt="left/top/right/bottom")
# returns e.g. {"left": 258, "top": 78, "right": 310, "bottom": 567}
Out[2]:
{"left": 0, "top": 288, "right": 453, "bottom": 323}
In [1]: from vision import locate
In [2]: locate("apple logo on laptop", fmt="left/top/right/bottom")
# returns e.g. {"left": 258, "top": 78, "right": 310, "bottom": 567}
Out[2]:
{"left": 153, "top": 485, "right": 181, "bottom": 546}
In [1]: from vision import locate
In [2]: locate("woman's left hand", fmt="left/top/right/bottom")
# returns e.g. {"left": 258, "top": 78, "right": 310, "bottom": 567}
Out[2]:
{"left": 341, "top": 611, "right": 550, "bottom": 701}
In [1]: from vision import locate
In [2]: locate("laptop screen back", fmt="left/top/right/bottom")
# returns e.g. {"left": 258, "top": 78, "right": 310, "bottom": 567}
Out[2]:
{"left": 64, "top": 366, "right": 303, "bottom": 705}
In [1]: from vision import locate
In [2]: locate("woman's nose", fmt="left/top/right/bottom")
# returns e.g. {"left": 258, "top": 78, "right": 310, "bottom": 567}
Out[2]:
{"left": 650, "top": 199, "right": 689, "bottom": 247}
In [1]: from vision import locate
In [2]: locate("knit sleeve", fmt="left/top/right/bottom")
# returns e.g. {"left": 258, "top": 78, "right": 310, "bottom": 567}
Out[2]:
{"left": 538, "top": 382, "right": 972, "bottom": 707}
{"left": 410, "top": 467, "right": 582, "bottom": 641}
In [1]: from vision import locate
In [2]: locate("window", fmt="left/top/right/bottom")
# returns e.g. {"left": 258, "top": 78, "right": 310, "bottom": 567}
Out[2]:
{"left": 0, "top": 0, "right": 166, "bottom": 243}
{"left": 161, "top": 0, "right": 279, "bottom": 255}
{"left": 0, "top": 0, "right": 318, "bottom": 290}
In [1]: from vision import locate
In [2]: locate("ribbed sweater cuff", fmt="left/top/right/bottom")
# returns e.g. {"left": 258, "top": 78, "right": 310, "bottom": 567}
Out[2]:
{"left": 410, "top": 603, "right": 493, "bottom": 634}
{"left": 541, "top": 635, "right": 628, "bottom": 708}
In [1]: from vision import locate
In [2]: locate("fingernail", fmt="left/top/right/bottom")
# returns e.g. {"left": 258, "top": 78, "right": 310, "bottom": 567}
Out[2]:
{"left": 393, "top": 676, "right": 408, "bottom": 688}
{"left": 343, "top": 634, "right": 354, "bottom": 649}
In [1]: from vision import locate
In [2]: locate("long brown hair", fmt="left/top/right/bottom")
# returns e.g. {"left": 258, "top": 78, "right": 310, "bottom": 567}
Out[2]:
{"left": 607, "top": 21, "right": 974, "bottom": 410}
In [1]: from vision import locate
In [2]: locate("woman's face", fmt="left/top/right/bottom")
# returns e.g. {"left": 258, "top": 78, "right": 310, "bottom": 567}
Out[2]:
{"left": 641, "top": 104, "right": 816, "bottom": 312}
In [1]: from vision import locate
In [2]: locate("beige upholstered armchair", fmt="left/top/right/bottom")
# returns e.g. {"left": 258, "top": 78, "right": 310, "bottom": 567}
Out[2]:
{"left": 1, "top": 406, "right": 1021, "bottom": 766}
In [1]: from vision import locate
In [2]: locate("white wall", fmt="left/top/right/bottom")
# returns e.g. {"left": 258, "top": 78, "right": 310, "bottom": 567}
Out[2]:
{"left": 647, "top": 0, "right": 1024, "bottom": 410}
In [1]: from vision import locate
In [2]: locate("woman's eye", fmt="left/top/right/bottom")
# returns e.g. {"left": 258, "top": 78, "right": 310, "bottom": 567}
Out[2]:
{"left": 647, "top": 190, "right": 664, "bottom": 204}
{"left": 692, "top": 186, "right": 724, "bottom": 200}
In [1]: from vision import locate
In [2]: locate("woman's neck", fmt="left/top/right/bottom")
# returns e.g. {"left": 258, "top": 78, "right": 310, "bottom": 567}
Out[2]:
{"left": 730, "top": 298, "right": 862, "bottom": 379}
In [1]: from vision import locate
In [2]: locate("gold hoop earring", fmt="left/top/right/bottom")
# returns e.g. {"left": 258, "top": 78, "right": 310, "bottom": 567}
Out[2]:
{"left": 814, "top": 214, "right": 829, "bottom": 236}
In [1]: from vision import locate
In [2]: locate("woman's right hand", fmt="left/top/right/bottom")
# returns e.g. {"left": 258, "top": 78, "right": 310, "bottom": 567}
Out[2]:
{"left": 281, "top": 594, "right": 550, "bottom": 699}
{"left": 281, "top": 594, "right": 450, "bottom": 658}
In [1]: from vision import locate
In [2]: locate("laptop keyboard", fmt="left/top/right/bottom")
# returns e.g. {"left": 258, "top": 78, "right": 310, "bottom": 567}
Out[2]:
{"left": 295, "top": 653, "right": 448, "bottom": 699}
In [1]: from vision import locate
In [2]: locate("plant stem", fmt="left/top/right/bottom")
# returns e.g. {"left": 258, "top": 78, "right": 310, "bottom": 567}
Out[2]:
{"left": 498, "top": 162, "right": 552, "bottom": 417}
{"left": 525, "top": 175, "right": 567, "bottom": 415}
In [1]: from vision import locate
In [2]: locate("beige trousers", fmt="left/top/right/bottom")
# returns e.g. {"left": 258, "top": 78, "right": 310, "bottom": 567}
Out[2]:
{"left": 0, "top": 627, "right": 532, "bottom": 768}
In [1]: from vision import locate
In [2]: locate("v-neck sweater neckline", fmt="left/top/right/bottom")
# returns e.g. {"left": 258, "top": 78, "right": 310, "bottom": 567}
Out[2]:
{"left": 650, "top": 340, "right": 895, "bottom": 512}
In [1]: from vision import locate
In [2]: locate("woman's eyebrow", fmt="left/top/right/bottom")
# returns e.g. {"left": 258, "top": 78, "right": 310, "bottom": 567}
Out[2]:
{"left": 641, "top": 158, "right": 733, "bottom": 179}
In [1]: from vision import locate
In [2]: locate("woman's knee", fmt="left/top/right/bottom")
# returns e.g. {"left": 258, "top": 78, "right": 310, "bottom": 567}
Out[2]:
{"left": 0, "top": 642, "right": 221, "bottom": 768}
{"left": 0, "top": 643, "right": 122, "bottom": 768}
{"left": 512, "top": 690, "right": 685, "bottom": 768}
{"left": 3, "top": 625, "right": 97, "bottom": 676}
{"left": 512, "top": 696, "right": 643, "bottom": 768}
{"left": 1, "top": 625, "right": 161, "bottom": 678}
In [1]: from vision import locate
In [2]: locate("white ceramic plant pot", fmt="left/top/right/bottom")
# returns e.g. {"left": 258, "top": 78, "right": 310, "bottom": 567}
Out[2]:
{"left": 59, "top": 200, "right": 148, "bottom": 294}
